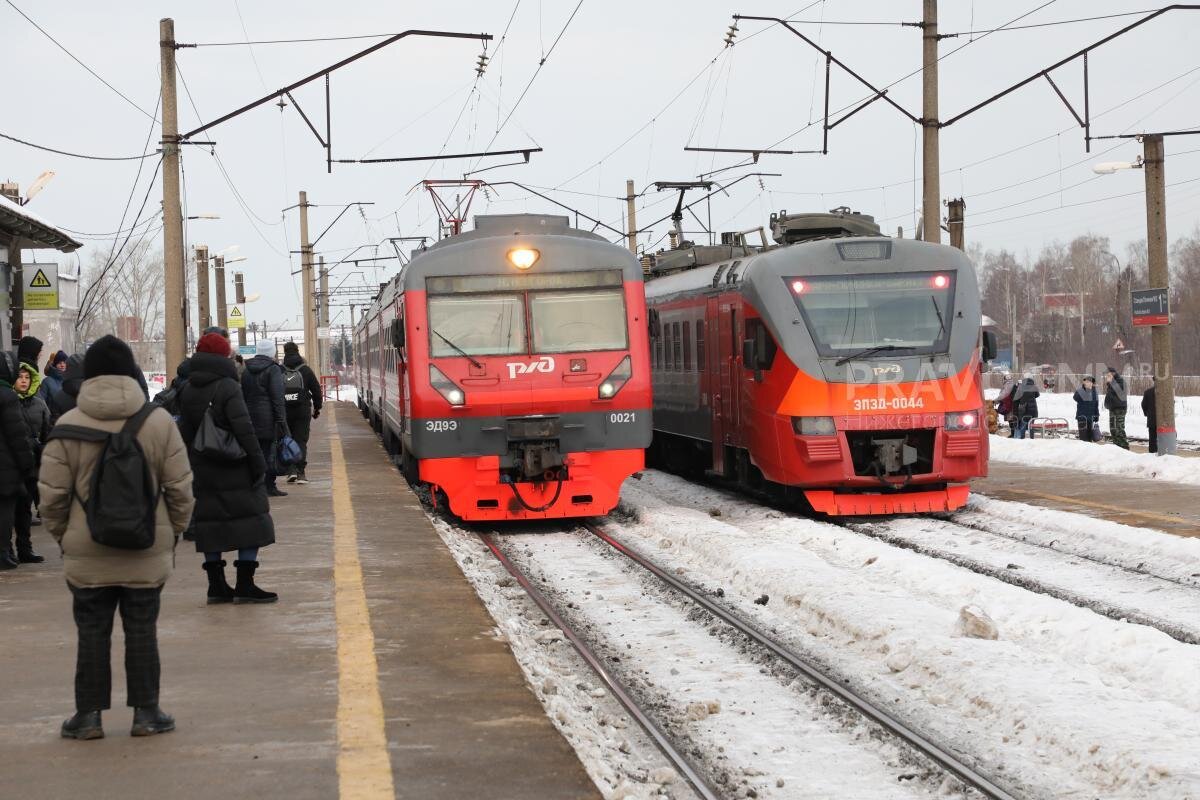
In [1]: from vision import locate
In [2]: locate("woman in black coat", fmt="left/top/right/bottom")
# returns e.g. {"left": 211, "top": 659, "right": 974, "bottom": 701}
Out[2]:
{"left": 176, "top": 334, "right": 277, "bottom": 603}
{"left": 0, "top": 352, "right": 36, "bottom": 569}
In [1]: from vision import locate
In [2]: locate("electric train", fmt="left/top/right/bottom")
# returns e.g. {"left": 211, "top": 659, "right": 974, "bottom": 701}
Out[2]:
{"left": 354, "top": 213, "right": 652, "bottom": 521}
{"left": 644, "top": 209, "right": 993, "bottom": 515}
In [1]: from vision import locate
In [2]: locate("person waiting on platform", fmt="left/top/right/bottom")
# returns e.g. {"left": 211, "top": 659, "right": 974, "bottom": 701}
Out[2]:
{"left": 39, "top": 335, "right": 194, "bottom": 740}
{"left": 177, "top": 333, "right": 277, "bottom": 605}
{"left": 1103, "top": 366, "right": 1129, "bottom": 449}
{"left": 1012, "top": 375, "right": 1040, "bottom": 439}
{"left": 13, "top": 363, "right": 50, "bottom": 563}
{"left": 280, "top": 341, "right": 322, "bottom": 485}
{"left": 1073, "top": 376, "right": 1101, "bottom": 443}
{"left": 242, "top": 339, "right": 290, "bottom": 497}
{"left": 1142, "top": 379, "right": 1158, "bottom": 454}
{"left": 0, "top": 352, "right": 36, "bottom": 570}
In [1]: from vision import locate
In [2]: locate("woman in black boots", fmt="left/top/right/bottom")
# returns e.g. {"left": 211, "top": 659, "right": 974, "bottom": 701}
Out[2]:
{"left": 175, "top": 333, "right": 278, "bottom": 603}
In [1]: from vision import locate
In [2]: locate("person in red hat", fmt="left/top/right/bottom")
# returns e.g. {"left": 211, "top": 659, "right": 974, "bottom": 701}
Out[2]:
{"left": 175, "top": 333, "right": 277, "bottom": 604}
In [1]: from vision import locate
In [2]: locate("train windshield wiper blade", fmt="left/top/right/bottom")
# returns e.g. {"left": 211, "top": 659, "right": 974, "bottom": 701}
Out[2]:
{"left": 432, "top": 329, "right": 484, "bottom": 369}
{"left": 930, "top": 295, "right": 947, "bottom": 339}
{"left": 834, "top": 344, "right": 904, "bottom": 366}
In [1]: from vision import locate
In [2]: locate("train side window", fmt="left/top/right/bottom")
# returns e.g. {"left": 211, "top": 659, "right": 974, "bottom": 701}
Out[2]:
{"left": 743, "top": 319, "right": 778, "bottom": 372}
{"left": 696, "top": 321, "right": 705, "bottom": 371}
{"left": 664, "top": 321, "right": 674, "bottom": 370}
{"left": 682, "top": 321, "right": 692, "bottom": 371}
{"left": 672, "top": 322, "right": 682, "bottom": 371}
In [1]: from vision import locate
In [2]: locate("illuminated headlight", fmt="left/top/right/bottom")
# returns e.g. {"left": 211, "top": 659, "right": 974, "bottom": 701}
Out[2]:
{"left": 792, "top": 416, "right": 836, "bottom": 436}
{"left": 430, "top": 365, "right": 465, "bottom": 406}
{"left": 945, "top": 411, "right": 980, "bottom": 431}
{"left": 597, "top": 356, "right": 632, "bottom": 399}
{"left": 507, "top": 247, "right": 540, "bottom": 269}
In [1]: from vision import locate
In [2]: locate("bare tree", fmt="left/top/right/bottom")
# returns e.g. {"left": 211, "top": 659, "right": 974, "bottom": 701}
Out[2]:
{"left": 78, "top": 241, "right": 165, "bottom": 343}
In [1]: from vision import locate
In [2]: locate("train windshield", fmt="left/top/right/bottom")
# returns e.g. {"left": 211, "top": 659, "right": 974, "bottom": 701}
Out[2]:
{"left": 531, "top": 289, "right": 628, "bottom": 353}
{"left": 427, "top": 294, "right": 526, "bottom": 356}
{"left": 787, "top": 271, "right": 956, "bottom": 357}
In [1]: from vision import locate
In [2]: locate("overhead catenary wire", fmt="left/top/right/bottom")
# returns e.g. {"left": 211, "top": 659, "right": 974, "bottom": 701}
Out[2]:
{"left": 3, "top": 0, "right": 158, "bottom": 122}
{"left": 0, "top": 131, "right": 157, "bottom": 161}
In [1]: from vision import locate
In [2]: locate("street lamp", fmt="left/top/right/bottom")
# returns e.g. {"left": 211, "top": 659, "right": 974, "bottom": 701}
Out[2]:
{"left": 186, "top": 213, "right": 221, "bottom": 220}
{"left": 1093, "top": 137, "right": 1174, "bottom": 455}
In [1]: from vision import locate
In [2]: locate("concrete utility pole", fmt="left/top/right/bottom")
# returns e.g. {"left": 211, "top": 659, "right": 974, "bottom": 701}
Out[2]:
{"left": 319, "top": 256, "right": 329, "bottom": 375}
{"left": 1143, "top": 133, "right": 1176, "bottom": 455}
{"left": 298, "top": 191, "right": 317, "bottom": 364}
{"left": 194, "top": 245, "right": 210, "bottom": 331}
{"left": 921, "top": 0, "right": 941, "bottom": 244}
{"left": 9, "top": 243, "right": 22, "bottom": 344}
{"left": 234, "top": 271, "right": 246, "bottom": 347}
{"left": 625, "top": 179, "right": 638, "bottom": 255}
{"left": 214, "top": 255, "right": 228, "bottom": 330}
{"left": 160, "top": 18, "right": 186, "bottom": 368}
{"left": 947, "top": 198, "right": 965, "bottom": 251}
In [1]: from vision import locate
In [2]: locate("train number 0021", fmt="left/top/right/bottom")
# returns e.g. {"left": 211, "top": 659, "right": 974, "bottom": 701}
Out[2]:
{"left": 609, "top": 412, "right": 637, "bottom": 424}
{"left": 425, "top": 420, "right": 458, "bottom": 432}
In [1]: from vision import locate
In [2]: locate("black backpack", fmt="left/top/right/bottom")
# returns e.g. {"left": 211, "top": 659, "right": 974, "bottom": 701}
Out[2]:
{"left": 46, "top": 403, "right": 160, "bottom": 550}
{"left": 154, "top": 378, "right": 187, "bottom": 419}
{"left": 282, "top": 366, "right": 304, "bottom": 407}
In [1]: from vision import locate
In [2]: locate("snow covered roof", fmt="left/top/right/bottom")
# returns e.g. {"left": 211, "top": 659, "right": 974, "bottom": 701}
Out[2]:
{"left": 0, "top": 193, "right": 81, "bottom": 252}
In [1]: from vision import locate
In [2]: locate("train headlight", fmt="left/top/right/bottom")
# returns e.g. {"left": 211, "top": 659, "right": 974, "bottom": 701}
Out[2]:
{"left": 430, "top": 365, "right": 466, "bottom": 406}
{"left": 945, "top": 411, "right": 980, "bottom": 431}
{"left": 507, "top": 247, "right": 540, "bottom": 270}
{"left": 792, "top": 416, "right": 836, "bottom": 436}
{"left": 598, "top": 356, "right": 632, "bottom": 399}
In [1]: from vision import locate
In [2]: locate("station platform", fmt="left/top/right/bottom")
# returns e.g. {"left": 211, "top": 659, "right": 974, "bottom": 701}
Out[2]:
{"left": 974, "top": 460, "right": 1200, "bottom": 538}
{"left": 0, "top": 404, "right": 598, "bottom": 800}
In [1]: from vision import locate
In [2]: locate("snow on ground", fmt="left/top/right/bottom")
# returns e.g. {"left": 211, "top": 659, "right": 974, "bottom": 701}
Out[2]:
{"left": 959, "top": 495, "right": 1200, "bottom": 588}
{"left": 985, "top": 389, "right": 1200, "bottom": 443}
{"left": 989, "top": 434, "right": 1200, "bottom": 485}
{"left": 507, "top": 532, "right": 958, "bottom": 800}
{"left": 333, "top": 384, "right": 358, "bottom": 404}
{"left": 426, "top": 517, "right": 677, "bottom": 800}
{"left": 612, "top": 470, "right": 1200, "bottom": 799}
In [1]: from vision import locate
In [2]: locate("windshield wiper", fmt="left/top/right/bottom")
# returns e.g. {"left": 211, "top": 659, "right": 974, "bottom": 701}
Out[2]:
{"left": 834, "top": 344, "right": 905, "bottom": 367}
{"left": 432, "top": 329, "right": 484, "bottom": 369}
{"left": 930, "top": 295, "right": 947, "bottom": 339}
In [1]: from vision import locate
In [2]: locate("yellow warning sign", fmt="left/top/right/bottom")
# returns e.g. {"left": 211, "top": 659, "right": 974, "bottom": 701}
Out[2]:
{"left": 24, "top": 263, "right": 59, "bottom": 310}
{"left": 228, "top": 305, "right": 246, "bottom": 329}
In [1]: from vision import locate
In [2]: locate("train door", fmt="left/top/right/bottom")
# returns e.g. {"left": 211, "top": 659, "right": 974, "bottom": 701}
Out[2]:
{"left": 395, "top": 299, "right": 409, "bottom": 436}
{"left": 713, "top": 298, "right": 739, "bottom": 476}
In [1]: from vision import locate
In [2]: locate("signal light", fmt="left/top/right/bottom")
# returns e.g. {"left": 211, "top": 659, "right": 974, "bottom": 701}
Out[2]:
{"left": 507, "top": 248, "right": 540, "bottom": 270}
{"left": 597, "top": 356, "right": 632, "bottom": 400}
{"left": 945, "top": 411, "right": 980, "bottom": 431}
{"left": 932, "top": 274, "right": 950, "bottom": 289}
{"left": 791, "top": 279, "right": 807, "bottom": 294}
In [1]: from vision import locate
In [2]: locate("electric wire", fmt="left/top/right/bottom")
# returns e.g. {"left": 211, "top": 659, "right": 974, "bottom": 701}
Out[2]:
{"left": 3, "top": 0, "right": 158, "bottom": 122}
{"left": 0, "top": 131, "right": 157, "bottom": 161}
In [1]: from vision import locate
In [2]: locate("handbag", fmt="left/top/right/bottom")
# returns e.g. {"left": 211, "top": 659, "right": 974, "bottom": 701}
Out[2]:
{"left": 192, "top": 387, "right": 246, "bottom": 461}
{"left": 276, "top": 435, "right": 302, "bottom": 466}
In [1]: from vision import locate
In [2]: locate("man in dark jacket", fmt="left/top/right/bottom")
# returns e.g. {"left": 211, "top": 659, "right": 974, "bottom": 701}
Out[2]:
{"left": 1142, "top": 379, "right": 1158, "bottom": 454}
{"left": 39, "top": 349, "right": 69, "bottom": 423}
{"left": 1104, "top": 366, "right": 1129, "bottom": 449}
{"left": 178, "top": 333, "right": 277, "bottom": 603}
{"left": 57, "top": 354, "right": 85, "bottom": 414}
{"left": 13, "top": 363, "right": 50, "bottom": 563}
{"left": 0, "top": 352, "right": 36, "bottom": 569}
{"left": 242, "top": 339, "right": 290, "bottom": 497}
{"left": 1012, "top": 376, "right": 1040, "bottom": 439}
{"left": 1072, "top": 376, "right": 1100, "bottom": 443}
{"left": 281, "top": 341, "right": 322, "bottom": 484}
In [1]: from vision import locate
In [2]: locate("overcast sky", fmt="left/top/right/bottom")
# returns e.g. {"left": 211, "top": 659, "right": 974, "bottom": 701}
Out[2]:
{"left": 4, "top": 1, "right": 1197, "bottom": 331}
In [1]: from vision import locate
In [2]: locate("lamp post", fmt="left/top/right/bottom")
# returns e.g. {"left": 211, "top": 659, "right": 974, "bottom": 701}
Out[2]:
{"left": 1093, "top": 137, "right": 1175, "bottom": 455}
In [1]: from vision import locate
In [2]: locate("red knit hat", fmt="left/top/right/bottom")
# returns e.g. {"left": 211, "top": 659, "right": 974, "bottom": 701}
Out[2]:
{"left": 196, "top": 332, "right": 231, "bottom": 357}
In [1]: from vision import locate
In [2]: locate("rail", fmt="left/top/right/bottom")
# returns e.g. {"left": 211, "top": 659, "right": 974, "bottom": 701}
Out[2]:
{"left": 477, "top": 533, "right": 721, "bottom": 800}
{"left": 582, "top": 521, "right": 1019, "bottom": 800}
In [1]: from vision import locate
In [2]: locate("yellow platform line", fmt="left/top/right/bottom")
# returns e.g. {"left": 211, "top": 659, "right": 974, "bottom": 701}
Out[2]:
{"left": 329, "top": 407, "right": 396, "bottom": 798}
{"left": 995, "top": 487, "right": 1199, "bottom": 532}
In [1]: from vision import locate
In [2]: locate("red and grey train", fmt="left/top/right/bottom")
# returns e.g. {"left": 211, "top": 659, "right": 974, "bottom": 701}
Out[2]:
{"left": 644, "top": 210, "right": 993, "bottom": 515}
{"left": 354, "top": 213, "right": 652, "bottom": 521}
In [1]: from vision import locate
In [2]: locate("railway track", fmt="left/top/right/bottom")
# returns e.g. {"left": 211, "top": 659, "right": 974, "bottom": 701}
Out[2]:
{"left": 480, "top": 522, "right": 1018, "bottom": 800}
{"left": 842, "top": 516, "right": 1200, "bottom": 645}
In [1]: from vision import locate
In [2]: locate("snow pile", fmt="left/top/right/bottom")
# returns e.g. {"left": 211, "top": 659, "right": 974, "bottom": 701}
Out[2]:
{"left": 332, "top": 384, "right": 358, "bottom": 404}
{"left": 986, "top": 389, "right": 1200, "bottom": 443}
{"left": 989, "top": 434, "right": 1200, "bottom": 485}
{"left": 612, "top": 470, "right": 1200, "bottom": 799}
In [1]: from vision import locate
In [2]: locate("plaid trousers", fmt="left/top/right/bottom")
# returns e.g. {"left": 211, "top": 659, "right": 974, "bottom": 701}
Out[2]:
{"left": 70, "top": 585, "right": 163, "bottom": 712}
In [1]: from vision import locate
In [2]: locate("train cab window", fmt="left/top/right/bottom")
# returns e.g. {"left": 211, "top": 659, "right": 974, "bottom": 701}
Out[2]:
{"left": 744, "top": 319, "right": 778, "bottom": 371}
{"left": 696, "top": 321, "right": 706, "bottom": 371}
{"left": 428, "top": 294, "right": 526, "bottom": 356}
{"left": 531, "top": 289, "right": 628, "bottom": 353}
{"left": 682, "top": 321, "right": 692, "bottom": 371}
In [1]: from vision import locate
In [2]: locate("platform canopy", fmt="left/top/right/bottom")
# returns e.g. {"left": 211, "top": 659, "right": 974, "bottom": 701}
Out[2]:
{"left": 0, "top": 193, "right": 81, "bottom": 252}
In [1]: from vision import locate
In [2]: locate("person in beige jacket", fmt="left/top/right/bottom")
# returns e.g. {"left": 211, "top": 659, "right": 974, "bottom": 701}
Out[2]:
{"left": 38, "top": 336, "right": 194, "bottom": 741}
